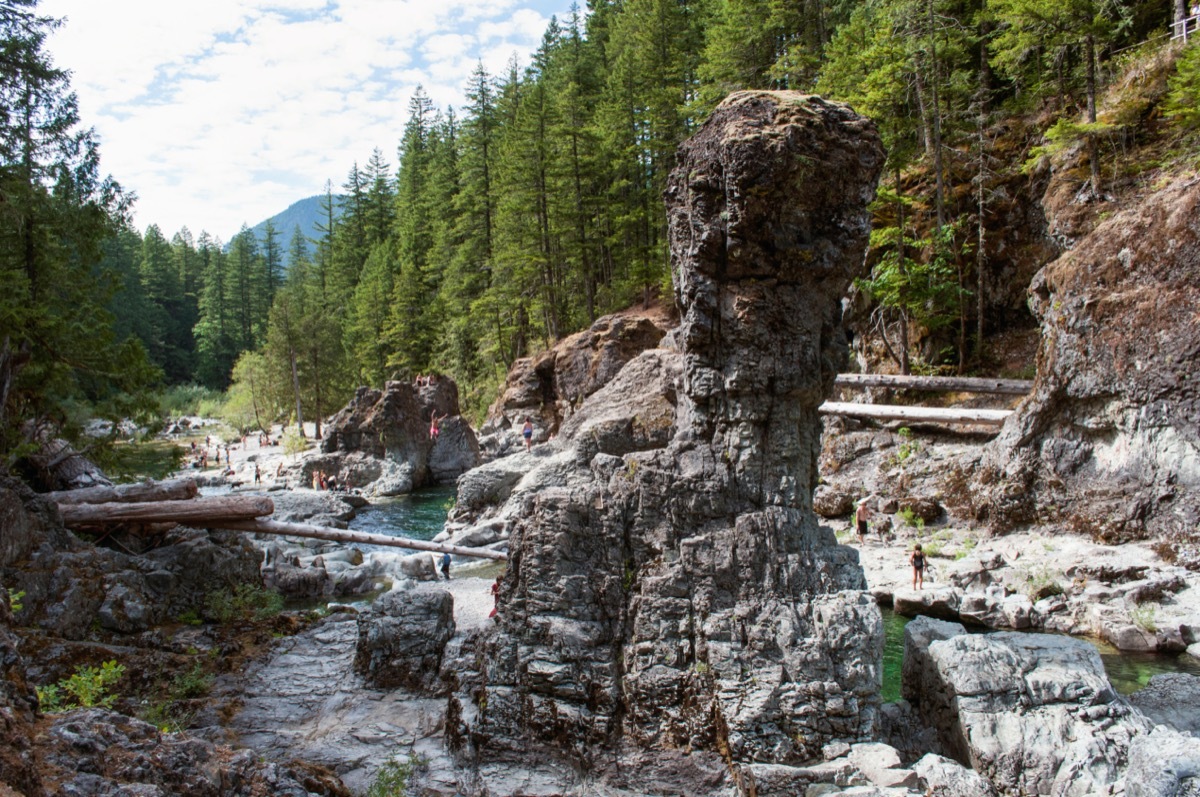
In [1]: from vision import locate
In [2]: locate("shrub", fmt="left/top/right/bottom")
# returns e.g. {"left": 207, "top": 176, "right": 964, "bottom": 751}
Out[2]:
{"left": 177, "top": 609, "right": 203, "bottom": 626}
{"left": 203, "top": 584, "right": 284, "bottom": 624}
{"left": 1131, "top": 602, "right": 1158, "bottom": 633}
{"left": 1166, "top": 44, "right": 1200, "bottom": 129}
{"left": 1022, "top": 567, "right": 1064, "bottom": 602}
{"left": 158, "top": 384, "right": 226, "bottom": 418}
{"left": 6, "top": 587, "right": 23, "bottom": 613}
{"left": 364, "top": 753, "right": 425, "bottom": 797}
{"left": 139, "top": 700, "right": 194, "bottom": 734}
{"left": 282, "top": 428, "right": 307, "bottom": 460}
{"left": 898, "top": 507, "right": 925, "bottom": 529}
{"left": 37, "top": 660, "right": 126, "bottom": 712}
{"left": 170, "top": 662, "right": 213, "bottom": 700}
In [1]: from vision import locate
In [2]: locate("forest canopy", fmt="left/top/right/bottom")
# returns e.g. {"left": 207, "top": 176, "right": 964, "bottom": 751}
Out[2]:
{"left": 3, "top": 0, "right": 1195, "bottom": 450}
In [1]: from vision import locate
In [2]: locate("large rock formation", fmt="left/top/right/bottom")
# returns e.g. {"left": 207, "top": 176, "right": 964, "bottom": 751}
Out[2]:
{"left": 0, "top": 477, "right": 262, "bottom": 639}
{"left": 464, "top": 91, "right": 885, "bottom": 777}
{"left": 317, "top": 377, "right": 480, "bottom": 496}
{"left": 481, "top": 305, "right": 675, "bottom": 451}
{"left": 903, "top": 617, "right": 1152, "bottom": 796}
{"left": 970, "top": 176, "right": 1200, "bottom": 563}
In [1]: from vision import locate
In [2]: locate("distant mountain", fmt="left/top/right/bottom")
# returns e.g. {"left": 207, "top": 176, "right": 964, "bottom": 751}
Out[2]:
{"left": 233, "top": 194, "right": 343, "bottom": 269}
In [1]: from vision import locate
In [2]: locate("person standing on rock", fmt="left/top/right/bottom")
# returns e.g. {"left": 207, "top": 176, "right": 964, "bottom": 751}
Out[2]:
{"left": 855, "top": 500, "right": 871, "bottom": 545}
{"left": 254, "top": 464, "right": 261, "bottom": 485}
{"left": 440, "top": 552, "right": 452, "bottom": 580}
{"left": 522, "top": 417, "right": 534, "bottom": 452}
{"left": 490, "top": 576, "right": 501, "bottom": 619}
{"left": 910, "top": 543, "right": 927, "bottom": 590}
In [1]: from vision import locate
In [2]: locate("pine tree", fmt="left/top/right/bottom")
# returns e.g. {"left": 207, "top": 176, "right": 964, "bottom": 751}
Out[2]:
{"left": 0, "top": 0, "right": 157, "bottom": 451}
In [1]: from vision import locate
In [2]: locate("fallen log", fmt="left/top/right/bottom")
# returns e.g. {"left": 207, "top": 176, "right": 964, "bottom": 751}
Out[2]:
{"left": 819, "top": 402, "right": 1013, "bottom": 426}
{"left": 47, "top": 478, "right": 199, "bottom": 506}
{"left": 218, "top": 518, "right": 507, "bottom": 561}
{"left": 834, "top": 373, "right": 1032, "bottom": 395}
{"left": 58, "top": 495, "right": 274, "bottom": 527}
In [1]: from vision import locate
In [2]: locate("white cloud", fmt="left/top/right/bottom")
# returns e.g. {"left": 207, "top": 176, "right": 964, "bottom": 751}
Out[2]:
{"left": 40, "top": 0, "right": 571, "bottom": 238}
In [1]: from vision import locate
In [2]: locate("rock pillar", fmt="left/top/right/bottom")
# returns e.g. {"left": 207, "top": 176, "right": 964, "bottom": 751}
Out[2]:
{"left": 476, "top": 91, "right": 885, "bottom": 770}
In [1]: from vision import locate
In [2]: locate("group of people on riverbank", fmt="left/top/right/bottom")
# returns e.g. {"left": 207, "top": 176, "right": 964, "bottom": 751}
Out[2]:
{"left": 855, "top": 500, "right": 927, "bottom": 590}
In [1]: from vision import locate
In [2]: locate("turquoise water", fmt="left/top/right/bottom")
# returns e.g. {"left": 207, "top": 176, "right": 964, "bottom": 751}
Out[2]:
{"left": 348, "top": 485, "right": 457, "bottom": 546}
{"left": 879, "top": 608, "right": 1200, "bottom": 701}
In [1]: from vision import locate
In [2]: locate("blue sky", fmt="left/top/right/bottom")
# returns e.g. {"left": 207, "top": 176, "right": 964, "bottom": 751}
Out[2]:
{"left": 41, "top": 0, "right": 573, "bottom": 240}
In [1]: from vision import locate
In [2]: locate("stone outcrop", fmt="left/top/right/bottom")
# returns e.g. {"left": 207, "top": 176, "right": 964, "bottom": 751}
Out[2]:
{"left": 0, "top": 581, "right": 43, "bottom": 796}
{"left": 353, "top": 590, "right": 455, "bottom": 693}
{"left": 38, "top": 708, "right": 348, "bottom": 796}
{"left": 903, "top": 616, "right": 1152, "bottom": 796}
{"left": 1127, "top": 672, "right": 1200, "bottom": 734}
{"left": 318, "top": 377, "right": 480, "bottom": 496}
{"left": 480, "top": 305, "right": 675, "bottom": 453}
{"left": 0, "top": 477, "right": 262, "bottom": 639}
{"left": 1124, "top": 725, "right": 1200, "bottom": 797}
{"left": 463, "top": 90, "right": 885, "bottom": 775}
{"left": 970, "top": 177, "right": 1200, "bottom": 563}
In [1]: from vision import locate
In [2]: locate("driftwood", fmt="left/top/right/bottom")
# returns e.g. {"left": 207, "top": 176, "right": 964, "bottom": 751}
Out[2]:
{"left": 48, "top": 478, "right": 198, "bottom": 506}
{"left": 834, "top": 373, "right": 1032, "bottom": 395}
{"left": 219, "top": 518, "right": 507, "bottom": 561}
{"left": 819, "top": 402, "right": 1013, "bottom": 427}
{"left": 58, "top": 496, "right": 274, "bottom": 527}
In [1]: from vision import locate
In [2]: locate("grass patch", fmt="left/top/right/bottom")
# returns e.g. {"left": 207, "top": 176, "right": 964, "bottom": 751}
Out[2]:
{"left": 1131, "top": 602, "right": 1158, "bottom": 633}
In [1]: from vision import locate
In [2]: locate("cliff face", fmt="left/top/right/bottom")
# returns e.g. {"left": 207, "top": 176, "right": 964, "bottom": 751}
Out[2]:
{"left": 468, "top": 91, "right": 885, "bottom": 771}
{"left": 973, "top": 176, "right": 1200, "bottom": 563}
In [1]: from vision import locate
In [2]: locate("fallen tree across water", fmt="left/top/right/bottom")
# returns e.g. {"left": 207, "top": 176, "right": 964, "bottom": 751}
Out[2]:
{"left": 218, "top": 517, "right": 508, "bottom": 561}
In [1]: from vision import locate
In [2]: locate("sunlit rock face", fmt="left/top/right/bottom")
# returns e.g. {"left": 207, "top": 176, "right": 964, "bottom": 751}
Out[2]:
{"left": 468, "top": 90, "right": 886, "bottom": 771}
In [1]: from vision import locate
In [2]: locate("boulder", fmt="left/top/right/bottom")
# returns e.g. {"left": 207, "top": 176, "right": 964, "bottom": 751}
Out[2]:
{"left": 40, "top": 708, "right": 347, "bottom": 795}
{"left": 484, "top": 306, "right": 674, "bottom": 440}
{"left": 911, "top": 754, "right": 998, "bottom": 797}
{"left": 265, "top": 560, "right": 332, "bottom": 599}
{"left": 398, "top": 553, "right": 438, "bottom": 581}
{"left": 902, "top": 616, "right": 1152, "bottom": 796}
{"left": 1124, "top": 725, "right": 1200, "bottom": 797}
{"left": 269, "top": 489, "right": 359, "bottom": 524}
{"left": 814, "top": 485, "right": 857, "bottom": 518}
{"left": 353, "top": 590, "right": 455, "bottom": 693}
{"left": 1128, "top": 673, "right": 1200, "bottom": 734}
{"left": 894, "top": 588, "right": 961, "bottom": 622}
{"left": 469, "top": 91, "right": 885, "bottom": 770}
{"left": 318, "top": 377, "right": 480, "bottom": 495}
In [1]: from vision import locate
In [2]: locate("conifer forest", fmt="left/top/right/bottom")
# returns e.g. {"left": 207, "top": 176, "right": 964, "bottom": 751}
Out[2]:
{"left": 2, "top": 0, "right": 1197, "bottom": 459}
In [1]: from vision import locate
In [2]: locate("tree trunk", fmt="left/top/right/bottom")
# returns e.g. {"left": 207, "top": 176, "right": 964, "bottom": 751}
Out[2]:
{"left": 48, "top": 478, "right": 199, "bottom": 505}
{"left": 1085, "top": 31, "right": 1101, "bottom": 198}
{"left": 59, "top": 495, "right": 274, "bottom": 527}
{"left": 833, "top": 373, "right": 1032, "bottom": 394}
{"left": 289, "top": 344, "right": 305, "bottom": 438}
{"left": 220, "top": 518, "right": 507, "bottom": 560}
{"left": 819, "top": 402, "right": 1012, "bottom": 426}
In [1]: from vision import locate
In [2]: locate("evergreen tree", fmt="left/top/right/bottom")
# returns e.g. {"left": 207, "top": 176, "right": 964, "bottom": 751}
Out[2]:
{"left": 0, "top": 0, "right": 157, "bottom": 454}
{"left": 385, "top": 87, "right": 439, "bottom": 377}
{"left": 193, "top": 233, "right": 238, "bottom": 388}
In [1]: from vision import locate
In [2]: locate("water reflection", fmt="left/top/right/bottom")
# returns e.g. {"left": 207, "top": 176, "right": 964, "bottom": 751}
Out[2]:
{"left": 348, "top": 485, "right": 457, "bottom": 545}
